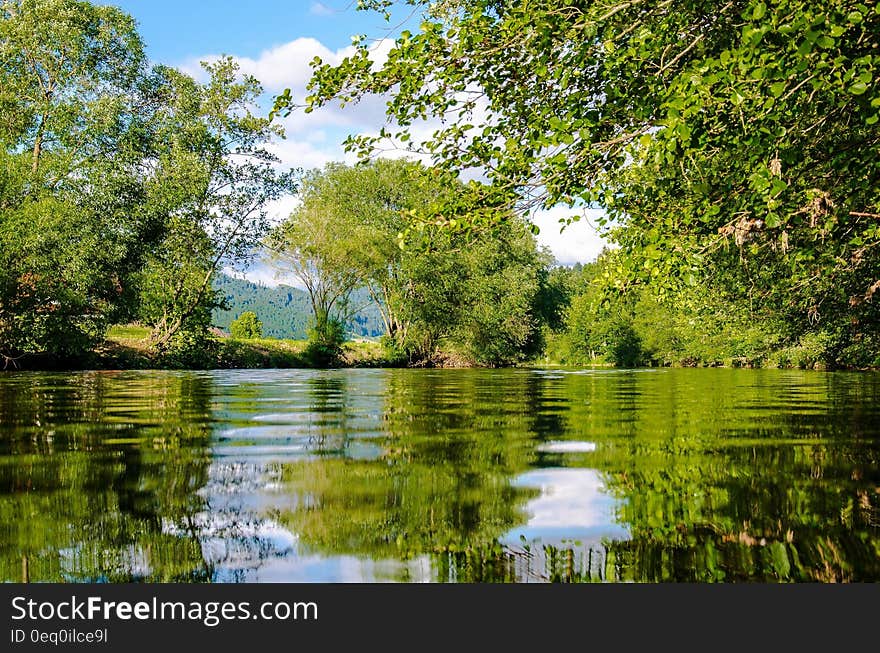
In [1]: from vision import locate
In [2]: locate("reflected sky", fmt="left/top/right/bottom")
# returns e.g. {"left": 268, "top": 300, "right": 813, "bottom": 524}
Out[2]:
{"left": 504, "top": 468, "right": 629, "bottom": 545}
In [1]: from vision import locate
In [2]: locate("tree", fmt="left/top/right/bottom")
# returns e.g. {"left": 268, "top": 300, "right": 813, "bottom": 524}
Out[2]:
{"left": 271, "top": 160, "right": 456, "bottom": 350}
{"left": 229, "top": 311, "right": 263, "bottom": 339}
{"left": 138, "top": 58, "right": 297, "bottom": 352}
{"left": 0, "top": 0, "right": 145, "bottom": 176}
{"left": 0, "top": 0, "right": 155, "bottom": 364}
{"left": 0, "top": 2, "right": 298, "bottom": 368}
{"left": 285, "top": 0, "right": 880, "bottom": 367}
{"left": 266, "top": 171, "right": 366, "bottom": 356}
{"left": 411, "top": 217, "right": 549, "bottom": 365}
{"left": 268, "top": 159, "right": 549, "bottom": 365}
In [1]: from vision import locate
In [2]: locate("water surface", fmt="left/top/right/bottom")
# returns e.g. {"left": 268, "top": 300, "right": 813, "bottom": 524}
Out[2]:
{"left": 1, "top": 368, "right": 878, "bottom": 582}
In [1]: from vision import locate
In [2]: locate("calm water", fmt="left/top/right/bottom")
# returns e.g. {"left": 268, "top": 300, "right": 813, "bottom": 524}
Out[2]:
{"left": 1, "top": 368, "right": 878, "bottom": 583}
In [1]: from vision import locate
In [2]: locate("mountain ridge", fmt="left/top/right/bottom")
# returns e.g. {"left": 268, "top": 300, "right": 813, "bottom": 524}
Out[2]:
{"left": 211, "top": 273, "right": 384, "bottom": 340}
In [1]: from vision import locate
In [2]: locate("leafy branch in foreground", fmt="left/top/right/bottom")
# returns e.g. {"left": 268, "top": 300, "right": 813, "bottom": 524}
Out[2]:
{"left": 278, "top": 0, "right": 880, "bottom": 366}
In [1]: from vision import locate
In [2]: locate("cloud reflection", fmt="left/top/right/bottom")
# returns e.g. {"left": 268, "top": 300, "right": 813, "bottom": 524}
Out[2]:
{"left": 504, "top": 468, "right": 629, "bottom": 544}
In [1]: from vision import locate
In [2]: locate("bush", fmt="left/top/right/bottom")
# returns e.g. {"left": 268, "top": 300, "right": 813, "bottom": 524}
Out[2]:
{"left": 229, "top": 311, "right": 263, "bottom": 339}
{"left": 606, "top": 320, "right": 644, "bottom": 367}
{"left": 159, "top": 327, "right": 219, "bottom": 369}
{"left": 380, "top": 334, "right": 410, "bottom": 366}
{"left": 305, "top": 317, "right": 346, "bottom": 366}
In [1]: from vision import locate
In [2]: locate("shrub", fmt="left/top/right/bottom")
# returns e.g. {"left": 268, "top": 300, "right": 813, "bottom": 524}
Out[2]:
{"left": 229, "top": 311, "right": 263, "bottom": 339}
{"left": 305, "top": 317, "right": 346, "bottom": 366}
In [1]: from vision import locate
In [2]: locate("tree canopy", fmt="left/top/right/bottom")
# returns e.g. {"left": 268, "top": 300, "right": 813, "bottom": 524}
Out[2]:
{"left": 0, "top": 0, "right": 154, "bottom": 361}
{"left": 284, "top": 0, "right": 880, "bottom": 367}
{"left": 0, "top": 0, "right": 295, "bottom": 366}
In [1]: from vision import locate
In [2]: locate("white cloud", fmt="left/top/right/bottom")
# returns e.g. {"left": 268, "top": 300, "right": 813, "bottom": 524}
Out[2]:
{"left": 267, "top": 136, "right": 337, "bottom": 172}
{"left": 502, "top": 468, "right": 630, "bottom": 544}
{"left": 531, "top": 205, "right": 608, "bottom": 265}
{"left": 310, "top": 2, "right": 334, "bottom": 17}
{"left": 223, "top": 259, "right": 302, "bottom": 289}
{"left": 234, "top": 36, "right": 392, "bottom": 94}
{"left": 178, "top": 38, "right": 351, "bottom": 93}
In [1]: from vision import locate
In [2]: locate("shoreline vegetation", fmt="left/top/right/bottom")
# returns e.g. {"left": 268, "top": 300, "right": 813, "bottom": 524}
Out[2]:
{"left": 2, "top": 2, "right": 879, "bottom": 374}
{"left": 4, "top": 323, "right": 874, "bottom": 372}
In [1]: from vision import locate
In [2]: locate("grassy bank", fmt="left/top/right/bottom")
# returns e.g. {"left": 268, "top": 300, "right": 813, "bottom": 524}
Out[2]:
{"left": 12, "top": 325, "right": 874, "bottom": 372}
{"left": 89, "top": 325, "right": 394, "bottom": 370}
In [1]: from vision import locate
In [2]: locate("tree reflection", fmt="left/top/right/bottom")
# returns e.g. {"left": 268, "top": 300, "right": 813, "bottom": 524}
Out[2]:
{"left": 277, "top": 371, "right": 539, "bottom": 563}
{"left": 0, "top": 372, "right": 214, "bottom": 582}
{"left": 443, "top": 370, "right": 880, "bottom": 582}
{"left": 276, "top": 369, "right": 880, "bottom": 582}
{"left": 0, "top": 368, "right": 877, "bottom": 582}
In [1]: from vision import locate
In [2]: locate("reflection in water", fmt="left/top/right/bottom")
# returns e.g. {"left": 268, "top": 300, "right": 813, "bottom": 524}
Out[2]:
{"left": 0, "top": 368, "right": 878, "bottom": 582}
{"left": 0, "top": 371, "right": 214, "bottom": 582}
{"left": 506, "top": 468, "right": 628, "bottom": 543}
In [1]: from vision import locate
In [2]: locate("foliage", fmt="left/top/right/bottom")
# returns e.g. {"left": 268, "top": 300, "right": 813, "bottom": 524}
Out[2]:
{"left": 268, "top": 159, "right": 548, "bottom": 366}
{"left": 0, "top": 2, "right": 295, "bottom": 367}
{"left": 139, "top": 58, "right": 297, "bottom": 351}
{"left": 0, "top": 0, "right": 154, "bottom": 363}
{"left": 303, "top": 315, "right": 346, "bottom": 366}
{"left": 267, "top": 166, "right": 368, "bottom": 354}
{"left": 229, "top": 310, "right": 263, "bottom": 339}
{"left": 155, "top": 305, "right": 218, "bottom": 369}
{"left": 285, "top": 159, "right": 455, "bottom": 349}
{"left": 424, "top": 218, "right": 549, "bottom": 365}
{"left": 291, "top": 0, "right": 880, "bottom": 369}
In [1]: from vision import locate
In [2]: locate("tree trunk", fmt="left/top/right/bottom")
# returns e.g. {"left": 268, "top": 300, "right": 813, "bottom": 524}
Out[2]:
{"left": 31, "top": 124, "right": 44, "bottom": 174}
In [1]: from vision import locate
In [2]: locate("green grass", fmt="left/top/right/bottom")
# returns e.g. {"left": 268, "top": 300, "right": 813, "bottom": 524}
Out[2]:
{"left": 216, "top": 337, "right": 308, "bottom": 368}
{"left": 106, "top": 324, "right": 151, "bottom": 340}
{"left": 99, "top": 325, "right": 394, "bottom": 369}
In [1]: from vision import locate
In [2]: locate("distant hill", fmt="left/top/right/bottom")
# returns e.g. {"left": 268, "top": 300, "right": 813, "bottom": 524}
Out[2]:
{"left": 211, "top": 273, "right": 385, "bottom": 340}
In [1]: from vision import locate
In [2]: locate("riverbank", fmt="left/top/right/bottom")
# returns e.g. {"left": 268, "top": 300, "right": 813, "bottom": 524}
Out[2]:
{"left": 6, "top": 325, "right": 876, "bottom": 372}
{"left": 4, "top": 326, "right": 394, "bottom": 371}
{"left": 99, "top": 327, "right": 395, "bottom": 370}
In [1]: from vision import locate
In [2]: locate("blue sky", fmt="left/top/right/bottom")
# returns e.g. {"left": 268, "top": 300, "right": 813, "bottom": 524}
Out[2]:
{"left": 111, "top": 1, "right": 401, "bottom": 62}
{"left": 109, "top": 1, "right": 605, "bottom": 280}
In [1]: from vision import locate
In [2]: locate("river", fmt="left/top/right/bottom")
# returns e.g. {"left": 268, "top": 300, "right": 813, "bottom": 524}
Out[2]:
{"left": 1, "top": 368, "right": 878, "bottom": 582}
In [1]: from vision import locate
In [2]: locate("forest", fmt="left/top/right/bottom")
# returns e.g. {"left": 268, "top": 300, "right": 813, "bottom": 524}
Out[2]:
{"left": 211, "top": 274, "right": 385, "bottom": 341}
{"left": 1, "top": 0, "right": 878, "bottom": 370}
